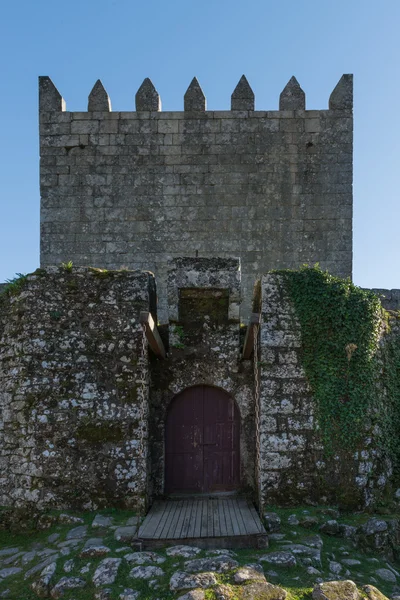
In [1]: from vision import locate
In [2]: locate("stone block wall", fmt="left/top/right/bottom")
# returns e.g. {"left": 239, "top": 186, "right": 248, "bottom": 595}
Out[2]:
{"left": 0, "top": 267, "right": 154, "bottom": 510}
{"left": 39, "top": 75, "right": 353, "bottom": 322}
{"left": 258, "top": 274, "right": 391, "bottom": 509}
{"left": 369, "top": 289, "right": 400, "bottom": 312}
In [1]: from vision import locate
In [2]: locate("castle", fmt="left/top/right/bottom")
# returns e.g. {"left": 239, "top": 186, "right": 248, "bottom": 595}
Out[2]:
{"left": 0, "top": 75, "right": 398, "bottom": 518}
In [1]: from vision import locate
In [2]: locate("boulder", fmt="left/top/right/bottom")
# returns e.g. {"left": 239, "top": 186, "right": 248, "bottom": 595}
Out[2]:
{"left": 30, "top": 562, "right": 57, "bottom": 597}
{"left": 177, "top": 591, "right": 205, "bottom": 600}
{"left": 114, "top": 526, "right": 137, "bottom": 543}
{"left": 170, "top": 571, "right": 218, "bottom": 592}
{"left": 65, "top": 525, "right": 87, "bottom": 540}
{"left": 362, "top": 519, "right": 388, "bottom": 536}
{"left": 79, "top": 545, "right": 110, "bottom": 558}
{"left": 312, "top": 580, "right": 360, "bottom": 600}
{"left": 363, "top": 584, "right": 390, "bottom": 600}
{"left": 375, "top": 568, "right": 396, "bottom": 583}
{"left": 119, "top": 590, "right": 140, "bottom": 600}
{"left": 319, "top": 520, "right": 340, "bottom": 536}
{"left": 234, "top": 565, "right": 266, "bottom": 583}
{"left": 92, "top": 514, "right": 113, "bottom": 528}
{"left": 241, "top": 582, "right": 287, "bottom": 599}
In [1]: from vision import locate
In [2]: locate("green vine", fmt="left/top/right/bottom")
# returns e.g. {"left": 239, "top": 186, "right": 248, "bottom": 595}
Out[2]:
{"left": 276, "top": 266, "right": 400, "bottom": 470}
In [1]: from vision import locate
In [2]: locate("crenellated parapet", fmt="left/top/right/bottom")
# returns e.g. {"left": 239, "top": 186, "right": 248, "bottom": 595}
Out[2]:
{"left": 39, "top": 73, "right": 353, "bottom": 323}
{"left": 39, "top": 74, "right": 353, "bottom": 113}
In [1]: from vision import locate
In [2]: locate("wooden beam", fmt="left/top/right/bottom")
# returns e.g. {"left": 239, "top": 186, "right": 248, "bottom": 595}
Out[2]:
{"left": 139, "top": 312, "right": 166, "bottom": 359}
{"left": 242, "top": 313, "right": 261, "bottom": 360}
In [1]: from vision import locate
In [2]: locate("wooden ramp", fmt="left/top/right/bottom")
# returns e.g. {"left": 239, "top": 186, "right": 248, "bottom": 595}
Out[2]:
{"left": 137, "top": 497, "right": 267, "bottom": 549}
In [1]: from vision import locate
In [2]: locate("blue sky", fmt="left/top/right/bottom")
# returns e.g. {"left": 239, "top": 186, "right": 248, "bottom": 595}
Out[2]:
{"left": 0, "top": 0, "right": 399, "bottom": 289}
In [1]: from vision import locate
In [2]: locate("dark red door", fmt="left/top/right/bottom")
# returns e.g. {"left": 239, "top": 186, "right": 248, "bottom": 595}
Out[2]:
{"left": 165, "top": 385, "right": 240, "bottom": 494}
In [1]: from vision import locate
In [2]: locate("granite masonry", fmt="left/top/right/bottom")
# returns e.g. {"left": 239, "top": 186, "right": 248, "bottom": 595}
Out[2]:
{"left": 39, "top": 74, "right": 353, "bottom": 322}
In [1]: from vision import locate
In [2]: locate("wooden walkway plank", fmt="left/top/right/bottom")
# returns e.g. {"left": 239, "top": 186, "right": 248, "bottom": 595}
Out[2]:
{"left": 218, "top": 498, "right": 228, "bottom": 536}
{"left": 138, "top": 501, "right": 166, "bottom": 538}
{"left": 159, "top": 500, "right": 180, "bottom": 539}
{"left": 180, "top": 500, "right": 194, "bottom": 539}
{"left": 139, "top": 497, "right": 266, "bottom": 545}
{"left": 200, "top": 499, "right": 208, "bottom": 538}
{"left": 212, "top": 498, "right": 221, "bottom": 537}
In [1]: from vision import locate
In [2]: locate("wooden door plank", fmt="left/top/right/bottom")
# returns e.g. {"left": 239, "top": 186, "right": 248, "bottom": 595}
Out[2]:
{"left": 139, "top": 501, "right": 167, "bottom": 538}
{"left": 180, "top": 500, "right": 194, "bottom": 539}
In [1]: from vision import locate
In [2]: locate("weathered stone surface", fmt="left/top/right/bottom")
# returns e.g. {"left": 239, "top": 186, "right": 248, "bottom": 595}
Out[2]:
{"left": 66, "top": 526, "right": 87, "bottom": 540}
{"left": 50, "top": 576, "right": 86, "bottom": 598}
{"left": 329, "top": 74, "right": 353, "bottom": 110}
{"left": 135, "top": 78, "right": 161, "bottom": 111}
{"left": 0, "top": 268, "right": 153, "bottom": 512}
{"left": 94, "top": 589, "right": 113, "bottom": 600}
{"left": 329, "top": 561, "right": 342, "bottom": 574}
{"left": 39, "top": 76, "right": 66, "bottom": 111}
{"left": 312, "top": 580, "right": 359, "bottom": 600}
{"left": 342, "top": 559, "right": 361, "bottom": 566}
{"left": 177, "top": 590, "right": 205, "bottom": 600}
{"left": 260, "top": 551, "right": 296, "bottom": 567}
{"left": 231, "top": 75, "right": 254, "bottom": 110}
{"left": 184, "top": 78, "right": 206, "bottom": 111}
{"left": 124, "top": 551, "right": 165, "bottom": 564}
{"left": 375, "top": 568, "right": 396, "bottom": 582}
{"left": 264, "top": 512, "right": 281, "bottom": 532}
{"left": 279, "top": 76, "right": 305, "bottom": 110}
{"left": 170, "top": 571, "right": 218, "bottom": 592}
{"left": 92, "top": 514, "right": 113, "bottom": 528}
{"left": 166, "top": 546, "right": 202, "bottom": 558}
{"left": 119, "top": 590, "right": 140, "bottom": 600}
{"left": 114, "top": 526, "right": 138, "bottom": 542}
{"left": 129, "top": 565, "right": 164, "bottom": 579}
{"left": 93, "top": 558, "right": 122, "bottom": 586}
{"left": 59, "top": 514, "right": 84, "bottom": 525}
{"left": 0, "top": 549, "right": 19, "bottom": 558}
{"left": 30, "top": 562, "right": 57, "bottom": 597}
{"left": 25, "top": 556, "right": 59, "bottom": 579}
{"left": 79, "top": 545, "right": 110, "bottom": 558}
{"left": 362, "top": 519, "right": 388, "bottom": 535}
{"left": 88, "top": 80, "right": 111, "bottom": 111}
{"left": 363, "top": 585, "right": 390, "bottom": 600}
{"left": 0, "top": 567, "right": 22, "bottom": 579}
{"left": 241, "top": 582, "right": 287, "bottom": 600}
{"left": 184, "top": 555, "right": 239, "bottom": 573}
{"left": 234, "top": 565, "right": 266, "bottom": 583}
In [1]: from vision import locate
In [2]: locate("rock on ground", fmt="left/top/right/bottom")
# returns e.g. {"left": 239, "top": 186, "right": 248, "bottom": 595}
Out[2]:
{"left": 92, "top": 514, "right": 113, "bottom": 528}
{"left": 264, "top": 512, "right": 281, "bottom": 532}
{"left": 312, "top": 580, "right": 360, "bottom": 600}
{"left": 234, "top": 565, "right": 266, "bottom": 583}
{"left": 50, "top": 576, "right": 86, "bottom": 598}
{"left": 92, "top": 558, "right": 122, "bottom": 586}
{"left": 177, "top": 591, "right": 205, "bottom": 600}
{"left": 363, "top": 585, "right": 390, "bottom": 600}
{"left": 260, "top": 551, "right": 296, "bottom": 567}
{"left": 169, "top": 571, "right": 218, "bottom": 592}
{"left": 129, "top": 565, "right": 164, "bottom": 580}
{"left": 119, "top": 590, "right": 140, "bottom": 600}
{"left": 30, "top": 562, "right": 57, "bottom": 597}
{"left": 124, "top": 551, "right": 165, "bottom": 564}
{"left": 166, "top": 546, "right": 202, "bottom": 558}
{"left": 184, "top": 556, "right": 239, "bottom": 573}
{"left": 375, "top": 568, "right": 396, "bottom": 583}
{"left": 114, "top": 526, "right": 137, "bottom": 542}
{"left": 79, "top": 545, "right": 111, "bottom": 558}
{"left": 65, "top": 525, "right": 87, "bottom": 540}
{"left": 241, "top": 582, "right": 287, "bottom": 600}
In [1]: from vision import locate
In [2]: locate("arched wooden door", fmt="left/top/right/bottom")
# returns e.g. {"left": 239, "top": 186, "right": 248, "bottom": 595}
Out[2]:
{"left": 165, "top": 385, "right": 240, "bottom": 494}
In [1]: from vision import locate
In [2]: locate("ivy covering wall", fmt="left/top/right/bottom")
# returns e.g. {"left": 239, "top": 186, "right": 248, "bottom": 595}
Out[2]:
{"left": 279, "top": 266, "right": 400, "bottom": 480}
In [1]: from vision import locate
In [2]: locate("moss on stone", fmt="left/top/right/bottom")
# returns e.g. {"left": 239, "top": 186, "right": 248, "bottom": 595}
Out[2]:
{"left": 75, "top": 421, "right": 125, "bottom": 444}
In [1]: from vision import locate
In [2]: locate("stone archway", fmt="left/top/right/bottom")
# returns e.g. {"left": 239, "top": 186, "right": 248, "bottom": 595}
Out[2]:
{"left": 165, "top": 385, "right": 240, "bottom": 494}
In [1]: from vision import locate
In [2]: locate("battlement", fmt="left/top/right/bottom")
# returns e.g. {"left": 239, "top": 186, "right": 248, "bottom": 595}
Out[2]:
{"left": 39, "top": 74, "right": 353, "bottom": 322}
{"left": 39, "top": 74, "right": 353, "bottom": 113}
